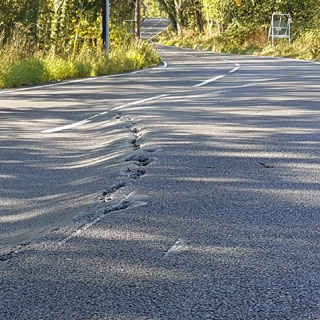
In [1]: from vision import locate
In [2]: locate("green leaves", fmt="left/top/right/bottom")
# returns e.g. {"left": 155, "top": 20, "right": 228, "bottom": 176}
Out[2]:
{"left": 0, "top": 0, "right": 163, "bottom": 89}
{"left": 156, "top": 0, "right": 320, "bottom": 35}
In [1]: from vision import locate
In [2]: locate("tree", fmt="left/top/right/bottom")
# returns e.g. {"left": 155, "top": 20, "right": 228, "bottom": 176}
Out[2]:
{"left": 143, "top": 0, "right": 166, "bottom": 17}
{"left": 156, "top": 0, "right": 320, "bottom": 35}
{"left": 136, "top": 0, "right": 142, "bottom": 40}
{"left": 157, "top": 0, "right": 204, "bottom": 34}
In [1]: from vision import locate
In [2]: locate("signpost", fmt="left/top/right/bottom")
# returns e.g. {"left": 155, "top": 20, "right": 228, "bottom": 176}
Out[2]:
{"left": 269, "top": 13, "right": 291, "bottom": 47}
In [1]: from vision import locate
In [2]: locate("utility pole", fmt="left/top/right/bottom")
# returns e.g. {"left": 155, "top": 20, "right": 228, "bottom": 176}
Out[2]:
{"left": 136, "top": 0, "right": 141, "bottom": 40}
{"left": 102, "top": 0, "right": 110, "bottom": 53}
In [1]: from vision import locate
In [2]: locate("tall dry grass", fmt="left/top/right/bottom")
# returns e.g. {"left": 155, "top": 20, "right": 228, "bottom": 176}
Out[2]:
{"left": 157, "top": 25, "right": 320, "bottom": 60}
{"left": 0, "top": 24, "right": 161, "bottom": 89}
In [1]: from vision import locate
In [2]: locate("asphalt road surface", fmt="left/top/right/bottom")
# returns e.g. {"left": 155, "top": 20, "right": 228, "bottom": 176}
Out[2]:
{"left": 141, "top": 18, "right": 170, "bottom": 39}
{"left": 1, "top": 43, "right": 320, "bottom": 319}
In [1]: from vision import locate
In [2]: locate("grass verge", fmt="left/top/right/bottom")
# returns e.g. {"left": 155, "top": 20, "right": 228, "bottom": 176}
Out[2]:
{"left": 157, "top": 25, "right": 320, "bottom": 62}
{"left": 0, "top": 27, "right": 161, "bottom": 89}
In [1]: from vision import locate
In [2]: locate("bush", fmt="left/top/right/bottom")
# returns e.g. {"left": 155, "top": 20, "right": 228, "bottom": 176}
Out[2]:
{"left": 0, "top": 27, "right": 162, "bottom": 89}
{"left": 129, "top": 40, "right": 161, "bottom": 67}
{"left": 158, "top": 24, "right": 320, "bottom": 62}
{"left": 42, "top": 57, "right": 78, "bottom": 82}
{"left": 297, "top": 29, "right": 320, "bottom": 60}
{"left": 74, "top": 62, "right": 92, "bottom": 78}
{"left": 2, "top": 59, "right": 44, "bottom": 88}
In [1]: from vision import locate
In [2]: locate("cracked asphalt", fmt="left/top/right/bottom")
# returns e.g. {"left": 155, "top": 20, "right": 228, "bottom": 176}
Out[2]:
{"left": 1, "top": 42, "right": 320, "bottom": 319}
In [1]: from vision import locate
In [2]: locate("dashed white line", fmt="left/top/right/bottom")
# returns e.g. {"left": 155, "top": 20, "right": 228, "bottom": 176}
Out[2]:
{"left": 110, "top": 94, "right": 169, "bottom": 112}
{"left": 215, "top": 89, "right": 230, "bottom": 94}
{"left": 164, "top": 239, "right": 189, "bottom": 256}
{"left": 193, "top": 75, "right": 226, "bottom": 87}
{"left": 193, "top": 62, "right": 240, "bottom": 87}
{"left": 229, "top": 63, "right": 241, "bottom": 74}
{"left": 41, "top": 94, "right": 169, "bottom": 133}
{"left": 41, "top": 119, "right": 91, "bottom": 134}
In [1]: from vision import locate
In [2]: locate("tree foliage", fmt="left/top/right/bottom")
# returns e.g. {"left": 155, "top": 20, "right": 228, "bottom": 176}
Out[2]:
{"left": 143, "top": 0, "right": 167, "bottom": 18}
{"left": 156, "top": 0, "right": 320, "bottom": 34}
{"left": 0, "top": 0, "right": 136, "bottom": 53}
{"left": 2, "top": 0, "right": 319, "bottom": 50}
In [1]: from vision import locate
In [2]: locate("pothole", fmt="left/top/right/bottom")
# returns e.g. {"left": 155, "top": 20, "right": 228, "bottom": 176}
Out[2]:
{"left": 130, "top": 168, "right": 146, "bottom": 180}
{"left": 130, "top": 126, "right": 143, "bottom": 150}
{"left": 125, "top": 153, "right": 155, "bottom": 167}
{"left": 130, "top": 137, "right": 140, "bottom": 150}
{"left": 97, "top": 183, "right": 126, "bottom": 203}
{"left": 121, "top": 166, "right": 146, "bottom": 181}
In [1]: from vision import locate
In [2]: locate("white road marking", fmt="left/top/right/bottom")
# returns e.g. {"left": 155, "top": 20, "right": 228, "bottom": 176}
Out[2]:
{"left": 41, "top": 119, "right": 91, "bottom": 133}
{"left": 41, "top": 94, "right": 169, "bottom": 133}
{"left": 164, "top": 239, "right": 189, "bottom": 256}
{"left": 130, "top": 60, "right": 168, "bottom": 74}
{"left": 0, "top": 75, "right": 121, "bottom": 95}
{"left": 193, "top": 61, "right": 240, "bottom": 87}
{"left": 88, "top": 114, "right": 100, "bottom": 120}
{"left": 0, "top": 61, "right": 168, "bottom": 95}
{"left": 215, "top": 89, "right": 230, "bottom": 94}
{"left": 0, "top": 79, "right": 96, "bottom": 94}
{"left": 193, "top": 75, "right": 226, "bottom": 87}
{"left": 110, "top": 94, "right": 169, "bottom": 112}
{"left": 229, "top": 64, "right": 241, "bottom": 74}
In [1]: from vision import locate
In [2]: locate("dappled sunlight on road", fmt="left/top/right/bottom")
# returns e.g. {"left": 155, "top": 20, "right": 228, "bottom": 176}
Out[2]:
{"left": 2, "top": 45, "right": 320, "bottom": 320}
{"left": 0, "top": 107, "right": 133, "bottom": 252}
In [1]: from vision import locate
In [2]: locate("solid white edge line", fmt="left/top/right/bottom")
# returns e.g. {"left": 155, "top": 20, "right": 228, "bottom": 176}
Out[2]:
{"left": 0, "top": 79, "right": 97, "bottom": 94}
{"left": 0, "top": 60, "right": 168, "bottom": 95}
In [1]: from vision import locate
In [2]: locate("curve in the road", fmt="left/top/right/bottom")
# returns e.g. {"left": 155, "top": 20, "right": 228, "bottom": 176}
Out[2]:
{"left": 40, "top": 51, "right": 242, "bottom": 133}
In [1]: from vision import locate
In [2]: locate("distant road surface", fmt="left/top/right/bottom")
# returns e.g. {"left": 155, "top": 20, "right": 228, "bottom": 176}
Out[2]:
{"left": 141, "top": 18, "right": 170, "bottom": 39}
{"left": 1, "top": 22, "right": 320, "bottom": 320}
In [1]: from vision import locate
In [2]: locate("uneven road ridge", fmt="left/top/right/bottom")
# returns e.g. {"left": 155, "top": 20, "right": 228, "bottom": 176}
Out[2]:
{"left": 1, "top": 25, "right": 320, "bottom": 319}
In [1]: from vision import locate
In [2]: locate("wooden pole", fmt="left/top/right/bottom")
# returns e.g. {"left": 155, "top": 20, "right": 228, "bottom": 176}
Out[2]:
{"left": 102, "top": 0, "right": 110, "bottom": 52}
{"left": 136, "top": 0, "right": 141, "bottom": 40}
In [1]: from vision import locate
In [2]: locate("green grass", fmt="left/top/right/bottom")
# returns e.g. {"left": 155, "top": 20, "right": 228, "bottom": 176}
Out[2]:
{"left": 0, "top": 27, "right": 161, "bottom": 89}
{"left": 157, "top": 26, "right": 320, "bottom": 62}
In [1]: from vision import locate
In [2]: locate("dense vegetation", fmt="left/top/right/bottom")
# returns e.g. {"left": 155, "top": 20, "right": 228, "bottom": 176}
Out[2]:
{"left": 156, "top": 0, "right": 320, "bottom": 60}
{"left": 0, "top": 0, "right": 161, "bottom": 89}
{"left": 2, "top": 0, "right": 319, "bottom": 89}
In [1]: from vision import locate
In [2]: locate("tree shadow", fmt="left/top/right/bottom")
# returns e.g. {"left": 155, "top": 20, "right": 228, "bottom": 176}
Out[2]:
{"left": 2, "top": 47, "right": 320, "bottom": 319}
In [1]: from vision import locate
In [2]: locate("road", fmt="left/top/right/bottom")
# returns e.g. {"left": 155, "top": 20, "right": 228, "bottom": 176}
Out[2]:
{"left": 1, "top": 43, "right": 320, "bottom": 319}
{"left": 141, "top": 18, "right": 170, "bottom": 40}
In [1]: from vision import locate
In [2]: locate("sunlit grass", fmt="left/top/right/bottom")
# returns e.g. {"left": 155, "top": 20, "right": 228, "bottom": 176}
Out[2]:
{"left": 0, "top": 25, "right": 161, "bottom": 89}
{"left": 157, "top": 26, "right": 320, "bottom": 61}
